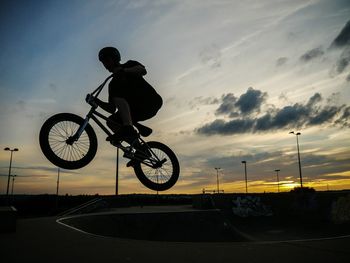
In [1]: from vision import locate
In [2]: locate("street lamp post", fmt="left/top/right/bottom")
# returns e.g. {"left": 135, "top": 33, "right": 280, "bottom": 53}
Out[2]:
{"left": 214, "top": 167, "right": 221, "bottom": 194}
{"left": 11, "top": 175, "right": 17, "bottom": 195}
{"left": 274, "top": 169, "right": 280, "bottom": 193}
{"left": 4, "top": 147, "right": 19, "bottom": 197}
{"left": 116, "top": 149, "right": 119, "bottom": 195}
{"left": 56, "top": 167, "right": 60, "bottom": 196}
{"left": 289, "top": 131, "right": 303, "bottom": 188}
{"left": 56, "top": 167, "right": 60, "bottom": 210}
{"left": 241, "top": 161, "right": 248, "bottom": 193}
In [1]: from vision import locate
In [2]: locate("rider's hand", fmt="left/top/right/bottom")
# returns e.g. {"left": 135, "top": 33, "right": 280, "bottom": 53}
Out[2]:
{"left": 85, "top": 94, "right": 92, "bottom": 103}
{"left": 85, "top": 94, "right": 98, "bottom": 107}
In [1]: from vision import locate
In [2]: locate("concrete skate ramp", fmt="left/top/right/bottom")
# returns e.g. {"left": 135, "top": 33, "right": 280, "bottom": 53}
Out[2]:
{"left": 58, "top": 209, "right": 248, "bottom": 242}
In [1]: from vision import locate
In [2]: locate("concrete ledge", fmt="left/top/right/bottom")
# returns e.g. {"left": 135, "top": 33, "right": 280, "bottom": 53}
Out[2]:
{"left": 0, "top": 206, "right": 17, "bottom": 233}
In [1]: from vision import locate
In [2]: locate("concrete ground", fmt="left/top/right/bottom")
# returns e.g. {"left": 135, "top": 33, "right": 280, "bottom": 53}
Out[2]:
{"left": 1, "top": 206, "right": 350, "bottom": 263}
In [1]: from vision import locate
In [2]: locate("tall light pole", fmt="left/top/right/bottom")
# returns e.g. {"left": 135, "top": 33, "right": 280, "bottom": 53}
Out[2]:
{"left": 241, "top": 161, "right": 248, "bottom": 193}
{"left": 274, "top": 169, "right": 280, "bottom": 193}
{"left": 56, "top": 167, "right": 60, "bottom": 211}
{"left": 11, "top": 174, "right": 17, "bottom": 195}
{"left": 56, "top": 167, "right": 60, "bottom": 196}
{"left": 116, "top": 149, "right": 119, "bottom": 195}
{"left": 4, "top": 147, "right": 19, "bottom": 197}
{"left": 214, "top": 167, "right": 221, "bottom": 194}
{"left": 289, "top": 131, "right": 303, "bottom": 188}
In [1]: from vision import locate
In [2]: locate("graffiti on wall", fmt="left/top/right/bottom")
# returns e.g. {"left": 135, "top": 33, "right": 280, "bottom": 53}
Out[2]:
{"left": 232, "top": 196, "right": 273, "bottom": 217}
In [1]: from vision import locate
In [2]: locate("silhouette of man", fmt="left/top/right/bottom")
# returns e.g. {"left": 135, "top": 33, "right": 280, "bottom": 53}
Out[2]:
{"left": 93, "top": 47, "right": 162, "bottom": 142}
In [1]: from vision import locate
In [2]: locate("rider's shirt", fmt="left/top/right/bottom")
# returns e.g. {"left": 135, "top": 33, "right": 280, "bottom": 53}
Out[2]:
{"left": 108, "top": 60, "right": 162, "bottom": 120}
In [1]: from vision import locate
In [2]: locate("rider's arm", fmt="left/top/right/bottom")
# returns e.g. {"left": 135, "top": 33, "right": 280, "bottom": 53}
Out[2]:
{"left": 95, "top": 98, "right": 116, "bottom": 114}
{"left": 124, "top": 65, "right": 147, "bottom": 76}
{"left": 114, "top": 64, "right": 147, "bottom": 76}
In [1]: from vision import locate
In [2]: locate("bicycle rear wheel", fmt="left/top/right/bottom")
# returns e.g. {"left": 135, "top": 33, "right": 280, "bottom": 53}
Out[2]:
{"left": 133, "top": 141, "right": 180, "bottom": 191}
{"left": 39, "top": 113, "right": 98, "bottom": 169}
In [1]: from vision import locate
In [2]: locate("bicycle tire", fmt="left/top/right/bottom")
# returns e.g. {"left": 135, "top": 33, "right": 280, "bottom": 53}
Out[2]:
{"left": 39, "top": 113, "right": 98, "bottom": 169}
{"left": 133, "top": 141, "right": 180, "bottom": 191}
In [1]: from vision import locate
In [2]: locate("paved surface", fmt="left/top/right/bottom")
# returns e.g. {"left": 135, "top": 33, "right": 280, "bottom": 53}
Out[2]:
{"left": 1, "top": 206, "right": 350, "bottom": 263}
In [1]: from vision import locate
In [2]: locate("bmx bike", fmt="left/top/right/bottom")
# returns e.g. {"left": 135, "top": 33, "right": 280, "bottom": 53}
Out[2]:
{"left": 39, "top": 75, "right": 179, "bottom": 191}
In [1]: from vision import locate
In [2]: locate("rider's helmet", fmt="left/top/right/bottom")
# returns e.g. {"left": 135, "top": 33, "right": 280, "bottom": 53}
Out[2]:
{"left": 98, "top": 47, "right": 121, "bottom": 62}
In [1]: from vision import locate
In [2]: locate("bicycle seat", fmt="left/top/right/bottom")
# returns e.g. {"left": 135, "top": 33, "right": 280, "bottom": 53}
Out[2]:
{"left": 134, "top": 123, "right": 152, "bottom": 137}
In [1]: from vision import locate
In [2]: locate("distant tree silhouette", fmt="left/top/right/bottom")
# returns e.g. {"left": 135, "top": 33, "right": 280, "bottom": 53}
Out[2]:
{"left": 290, "top": 186, "right": 315, "bottom": 193}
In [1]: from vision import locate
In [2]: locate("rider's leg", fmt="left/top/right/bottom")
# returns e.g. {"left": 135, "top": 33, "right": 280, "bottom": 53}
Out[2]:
{"left": 107, "top": 97, "right": 137, "bottom": 142}
{"left": 125, "top": 109, "right": 155, "bottom": 167}
{"left": 106, "top": 113, "right": 121, "bottom": 133}
{"left": 111, "top": 97, "right": 133, "bottom": 126}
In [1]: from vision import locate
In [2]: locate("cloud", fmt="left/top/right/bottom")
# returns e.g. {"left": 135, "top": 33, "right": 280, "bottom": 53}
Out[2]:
{"left": 335, "top": 106, "right": 350, "bottom": 127}
{"left": 235, "top": 87, "right": 268, "bottom": 115}
{"left": 199, "top": 44, "right": 222, "bottom": 68}
{"left": 330, "top": 20, "right": 350, "bottom": 49}
{"left": 307, "top": 92, "right": 322, "bottom": 107}
{"left": 215, "top": 93, "right": 237, "bottom": 115}
{"left": 189, "top": 96, "right": 219, "bottom": 109}
{"left": 300, "top": 47, "right": 324, "bottom": 62}
{"left": 215, "top": 87, "right": 267, "bottom": 117}
{"left": 329, "top": 20, "right": 350, "bottom": 76}
{"left": 276, "top": 57, "right": 288, "bottom": 67}
{"left": 309, "top": 106, "right": 342, "bottom": 125}
{"left": 4, "top": 165, "right": 80, "bottom": 175}
{"left": 196, "top": 90, "right": 350, "bottom": 135}
{"left": 334, "top": 46, "right": 350, "bottom": 74}
{"left": 197, "top": 118, "right": 255, "bottom": 135}
{"left": 326, "top": 92, "right": 340, "bottom": 105}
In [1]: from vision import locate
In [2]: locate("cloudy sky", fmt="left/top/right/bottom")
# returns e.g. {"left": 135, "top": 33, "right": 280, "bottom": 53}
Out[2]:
{"left": 1, "top": 0, "right": 350, "bottom": 195}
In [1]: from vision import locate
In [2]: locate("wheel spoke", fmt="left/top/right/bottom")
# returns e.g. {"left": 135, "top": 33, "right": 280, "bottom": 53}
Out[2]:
{"left": 140, "top": 146, "right": 174, "bottom": 185}
{"left": 48, "top": 120, "right": 91, "bottom": 162}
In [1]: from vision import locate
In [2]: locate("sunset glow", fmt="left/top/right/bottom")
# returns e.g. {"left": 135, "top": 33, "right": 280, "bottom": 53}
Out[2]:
{"left": 1, "top": 0, "right": 350, "bottom": 195}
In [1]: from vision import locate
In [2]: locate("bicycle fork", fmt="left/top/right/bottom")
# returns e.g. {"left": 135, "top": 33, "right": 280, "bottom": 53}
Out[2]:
{"left": 66, "top": 108, "right": 95, "bottom": 145}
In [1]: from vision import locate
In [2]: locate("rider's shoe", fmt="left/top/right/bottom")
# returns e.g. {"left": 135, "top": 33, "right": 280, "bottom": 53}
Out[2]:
{"left": 106, "top": 125, "right": 138, "bottom": 144}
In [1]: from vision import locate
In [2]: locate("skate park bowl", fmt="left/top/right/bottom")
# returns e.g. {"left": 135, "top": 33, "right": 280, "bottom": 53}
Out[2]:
{"left": 56, "top": 204, "right": 350, "bottom": 243}
{"left": 57, "top": 209, "right": 248, "bottom": 242}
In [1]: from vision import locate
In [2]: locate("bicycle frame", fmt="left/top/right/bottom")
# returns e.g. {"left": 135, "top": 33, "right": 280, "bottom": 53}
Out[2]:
{"left": 84, "top": 108, "right": 165, "bottom": 168}
{"left": 86, "top": 107, "right": 114, "bottom": 137}
{"left": 67, "top": 74, "right": 128, "bottom": 150}
{"left": 69, "top": 75, "right": 165, "bottom": 168}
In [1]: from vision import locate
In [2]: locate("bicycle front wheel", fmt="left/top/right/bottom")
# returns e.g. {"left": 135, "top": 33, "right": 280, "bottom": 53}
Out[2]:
{"left": 39, "top": 113, "right": 98, "bottom": 169}
{"left": 133, "top": 141, "right": 180, "bottom": 191}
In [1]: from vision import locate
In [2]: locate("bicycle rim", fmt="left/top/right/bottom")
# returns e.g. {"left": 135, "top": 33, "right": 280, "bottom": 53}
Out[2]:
{"left": 133, "top": 141, "right": 179, "bottom": 191}
{"left": 140, "top": 148, "right": 174, "bottom": 185}
{"left": 48, "top": 120, "right": 91, "bottom": 161}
